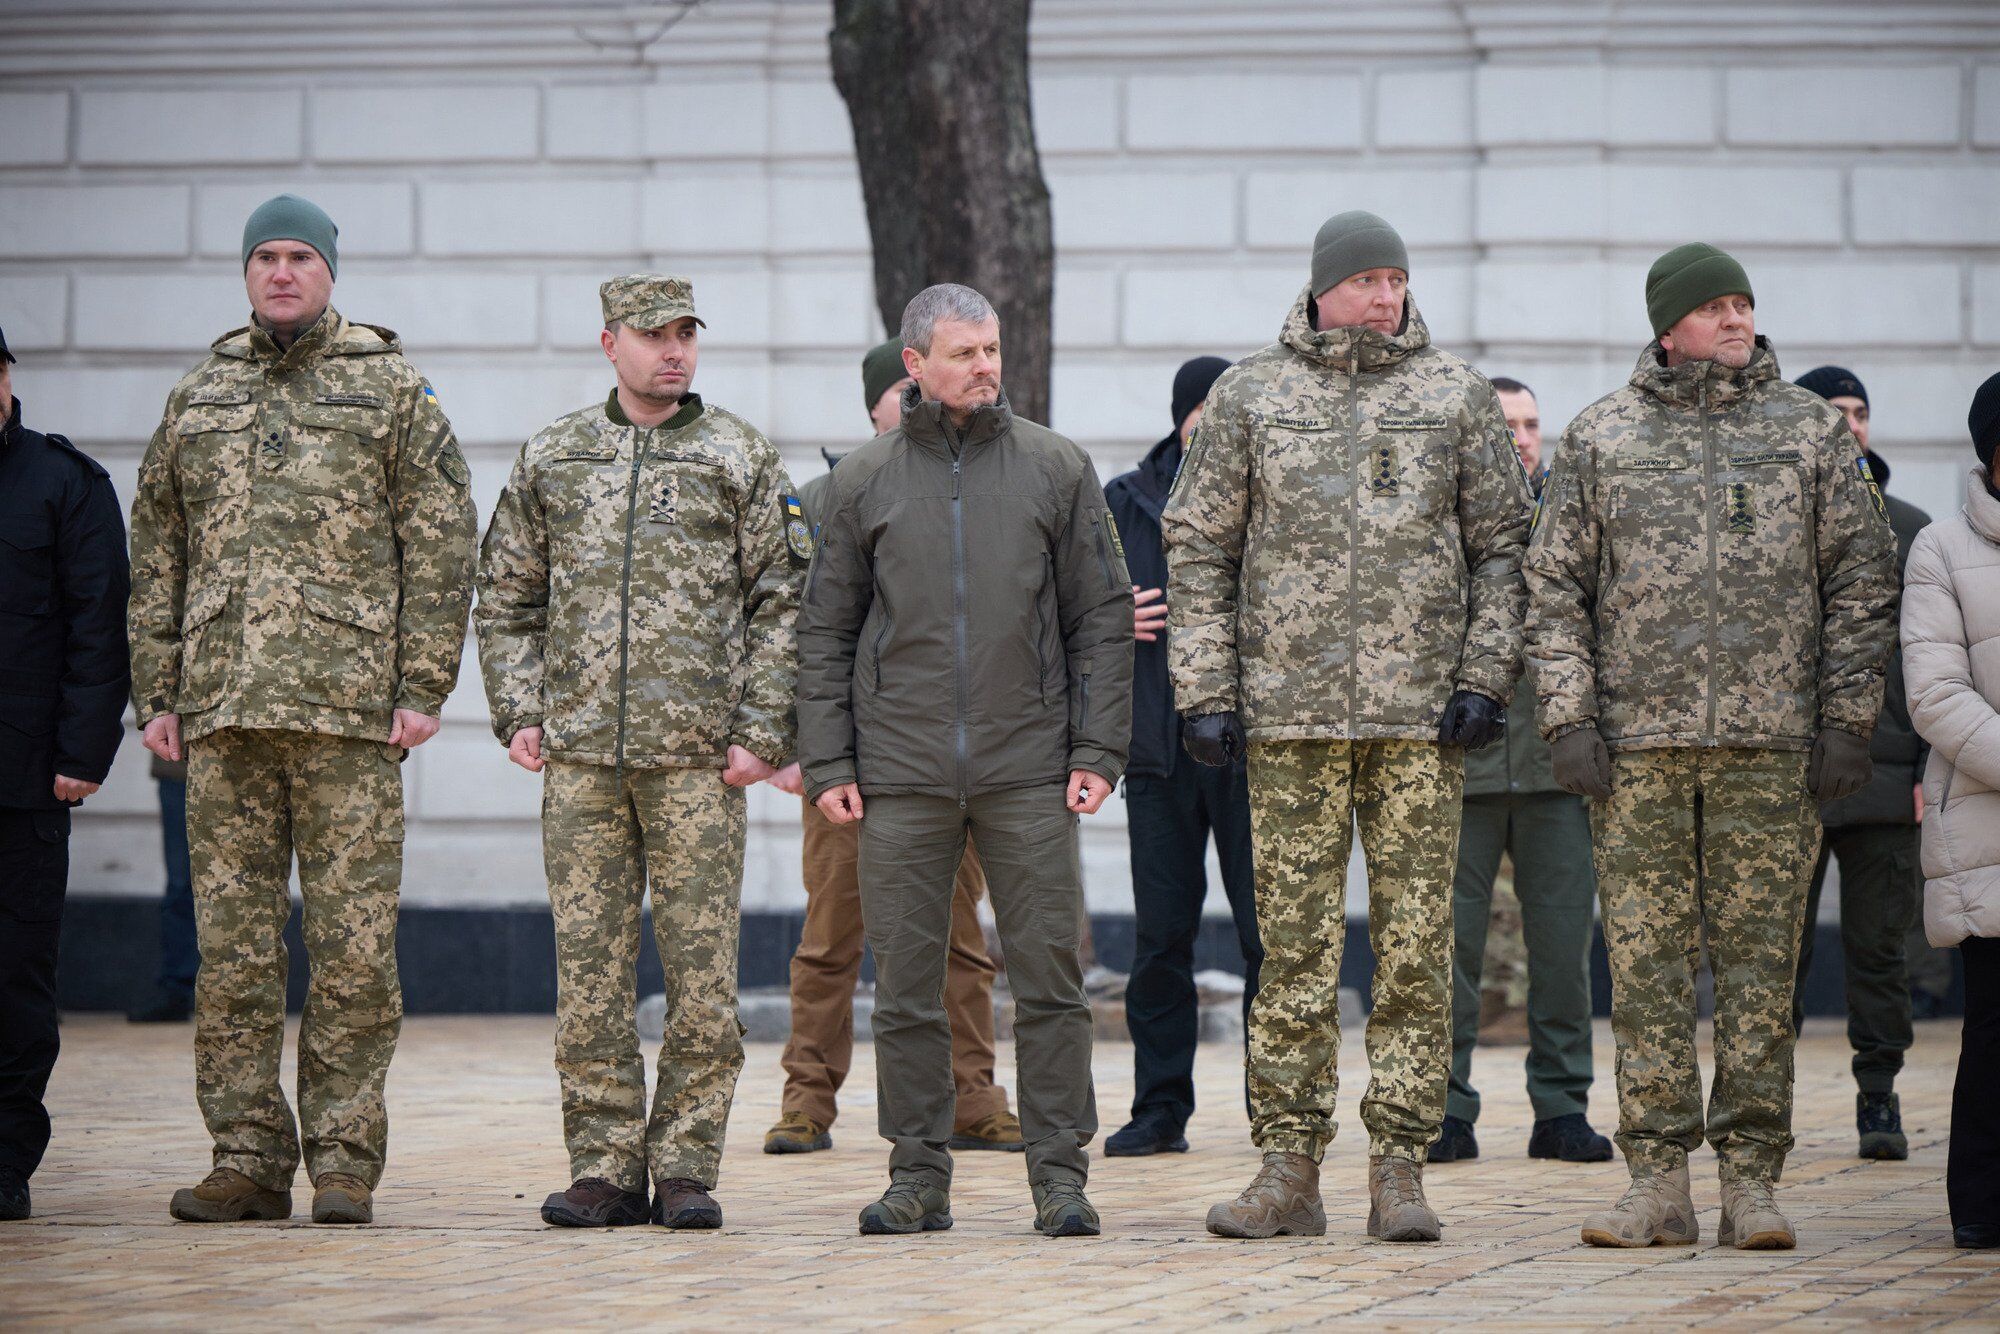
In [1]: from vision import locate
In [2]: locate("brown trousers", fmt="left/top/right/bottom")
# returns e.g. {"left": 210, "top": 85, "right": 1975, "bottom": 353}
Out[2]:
{"left": 781, "top": 803, "right": 1008, "bottom": 1131}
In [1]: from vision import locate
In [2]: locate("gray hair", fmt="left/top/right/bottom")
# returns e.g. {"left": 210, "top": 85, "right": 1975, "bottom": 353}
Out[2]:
{"left": 899, "top": 283, "right": 996, "bottom": 355}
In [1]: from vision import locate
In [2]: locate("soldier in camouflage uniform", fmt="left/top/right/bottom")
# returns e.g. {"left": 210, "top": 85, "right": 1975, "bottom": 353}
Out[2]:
{"left": 475, "top": 275, "right": 801, "bottom": 1231}
{"left": 1166, "top": 211, "right": 1531, "bottom": 1242}
{"left": 129, "top": 195, "right": 476, "bottom": 1227}
{"left": 1526, "top": 244, "right": 1898, "bottom": 1250}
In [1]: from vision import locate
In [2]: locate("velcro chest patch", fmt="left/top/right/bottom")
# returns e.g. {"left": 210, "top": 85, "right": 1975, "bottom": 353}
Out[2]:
{"left": 1378, "top": 414, "right": 1447, "bottom": 431}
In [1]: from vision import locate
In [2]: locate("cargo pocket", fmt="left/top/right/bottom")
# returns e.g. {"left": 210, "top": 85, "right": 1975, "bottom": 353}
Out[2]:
{"left": 0, "top": 513, "right": 54, "bottom": 617}
{"left": 177, "top": 581, "right": 235, "bottom": 713}
{"left": 296, "top": 580, "right": 398, "bottom": 710}
{"left": 290, "top": 401, "right": 392, "bottom": 502}
{"left": 0, "top": 806, "right": 69, "bottom": 924}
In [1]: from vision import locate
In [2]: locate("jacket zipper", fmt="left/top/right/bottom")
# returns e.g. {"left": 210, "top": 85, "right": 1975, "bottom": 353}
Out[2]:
{"left": 952, "top": 447, "right": 969, "bottom": 809}
{"left": 1346, "top": 349, "right": 1360, "bottom": 730}
{"left": 614, "top": 425, "right": 643, "bottom": 783}
{"left": 1700, "top": 379, "right": 1719, "bottom": 746}
{"left": 1095, "top": 517, "right": 1115, "bottom": 588}
{"left": 1079, "top": 671, "right": 1092, "bottom": 738}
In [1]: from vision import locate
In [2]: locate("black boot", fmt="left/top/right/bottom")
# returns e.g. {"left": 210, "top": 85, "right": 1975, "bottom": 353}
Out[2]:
{"left": 1528, "top": 1113, "right": 1614, "bottom": 1162}
{"left": 1105, "top": 1112, "right": 1189, "bottom": 1157}
{"left": 127, "top": 990, "right": 192, "bottom": 1023}
{"left": 1956, "top": 1223, "right": 2000, "bottom": 1249}
{"left": 0, "top": 1169, "right": 29, "bottom": 1221}
{"left": 1857, "top": 1091, "right": 1909, "bottom": 1161}
{"left": 1428, "top": 1115, "right": 1477, "bottom": 1163}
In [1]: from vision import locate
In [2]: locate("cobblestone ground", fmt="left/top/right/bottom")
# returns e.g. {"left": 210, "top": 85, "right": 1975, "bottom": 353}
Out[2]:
{"left": 2, "top": 1016, "right": 1995, "bottom": 1329}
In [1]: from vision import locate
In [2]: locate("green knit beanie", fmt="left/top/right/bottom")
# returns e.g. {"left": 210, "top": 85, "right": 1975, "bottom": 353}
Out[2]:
{"left": 862, "top": 337, "right": 909, "bottom": 411}
{"left": 1310, "top": 210, "right": 1408, "bottom": 297}
{"left": 241, "top": 194, "right": 338, "bottom": 278}
{"left": 1645, "top": 243, "right": 1752, "bottom": 338}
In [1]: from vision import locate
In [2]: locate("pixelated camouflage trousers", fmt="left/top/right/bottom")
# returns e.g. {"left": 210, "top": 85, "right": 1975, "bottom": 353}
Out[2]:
{"left": 542, "top": 761, "right": 746, "bottom": 1193}
{"left": 1593, "top": 746, "right": 1819, "bottom": 1182}
{"left": 187, "top": 727, "right": 405, "bottom": 1192}
{"left": 1246, "top": 738, "right": 1462, "bottom": 1162}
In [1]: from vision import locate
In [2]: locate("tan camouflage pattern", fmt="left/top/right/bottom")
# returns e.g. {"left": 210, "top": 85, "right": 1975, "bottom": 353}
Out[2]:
{"left": 1592, "top": 746, "right": 1820, "bottom": 1183}
{"left": 186, "top": 726, "right": 407, "bottom": 1192}
{"left": 129, "top": 308, "right": 477, "bottom": 742}
{"left": 542, "top": 759, "right": 747, "bottom": 1191}
{"left": 1163, "top": 288, "right": 1531, "bottom": 741}
{"left": 475, "top": 393, "right": 801, "bottom": 768}
{"left": 599, "top": 273, "right": 703, "bottom": 330}
{"left": 1245, "top": 737, "right": 1462, "bottom": 1162}
{"left": 1525, "top": 338, "right": 1898, "bottom": 751}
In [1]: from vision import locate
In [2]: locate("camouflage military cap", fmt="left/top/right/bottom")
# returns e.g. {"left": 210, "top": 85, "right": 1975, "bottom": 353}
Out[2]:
{"left": 600, "top": 274, "right": 706, "bottom": 330}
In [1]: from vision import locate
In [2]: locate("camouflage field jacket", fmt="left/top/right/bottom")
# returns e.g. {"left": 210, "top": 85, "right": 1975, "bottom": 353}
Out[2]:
{"left": 128, "top": 308, "right": 476, "bottom": 743}
{"left": 1524, "top": 338, "right": 1898, "bottom": 752}
{"left": 1163, "top": 289, "right": 1531, "bottom": 743}
{"left": 475, "top": 391, "right": 801, "bottom": 770}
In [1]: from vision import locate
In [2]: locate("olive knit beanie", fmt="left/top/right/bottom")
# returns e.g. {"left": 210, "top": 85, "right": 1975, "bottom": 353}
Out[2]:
{"left": 1645, "top": 242, "right": 1751, "bottom": 338}
{"left": 862, "top": 337, "right": 909, "bottom": 412}
{"left": 241, "top": 194, "right": 338, "bottom": 279}
{"left": 1310, "top": 211, "right": 1408, "bottom": 297}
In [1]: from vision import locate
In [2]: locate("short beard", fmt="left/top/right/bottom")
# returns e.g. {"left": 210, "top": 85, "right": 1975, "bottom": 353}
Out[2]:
{"left": 1714, "top": 342, "right": 1755, "bottom": 370}
{"left": 621, "top": 376, "right": 684, "bottom": 408}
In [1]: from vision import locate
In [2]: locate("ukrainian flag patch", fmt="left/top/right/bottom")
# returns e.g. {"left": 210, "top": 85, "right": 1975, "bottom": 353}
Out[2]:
{"left": 782, "top": 493, "right": 813, "bottom": 563}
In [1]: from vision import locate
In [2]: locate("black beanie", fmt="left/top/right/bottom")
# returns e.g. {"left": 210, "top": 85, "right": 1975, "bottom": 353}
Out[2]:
{"left": 1796, "top": 365, "right": 1868, "bottom": 408}
{"left": 1171, "top": 356, "right": 1231, "bottom": 430}
{"left": 1970, "top": 372, "right": 2000, "bottom": 470}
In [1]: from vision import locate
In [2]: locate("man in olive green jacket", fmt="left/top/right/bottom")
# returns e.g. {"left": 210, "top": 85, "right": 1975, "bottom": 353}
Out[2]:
{"left": 797, "top": 284, "right": 1132, "bottom": 1240}
{"left": 129, "top": 194, "right": 476, "bottom": 1227}
{"left": 476, "top": 275, "right": 800, "bottom": 1232}
{"left": 1527, "top": 244, "right": 1897, "bottom": 1250}
{"left": 1168, "top": 210, "right": 1531, "bottom": 1244}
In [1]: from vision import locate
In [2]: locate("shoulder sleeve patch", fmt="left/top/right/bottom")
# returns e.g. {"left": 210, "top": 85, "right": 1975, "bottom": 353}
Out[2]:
{"left": 782, "top": 493, "right": 813, "bottom": 565}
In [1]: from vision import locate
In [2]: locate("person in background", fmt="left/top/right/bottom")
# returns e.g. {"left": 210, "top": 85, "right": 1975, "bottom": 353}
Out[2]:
{"left": 1790, "top": 365, "right": 1929, "bottom": 1162}
{"left": 128, "top": 753, "right": 198, "bottom": 1024}
{"left": 1102, "top": 354, "right": 1262, "bottom": 1159}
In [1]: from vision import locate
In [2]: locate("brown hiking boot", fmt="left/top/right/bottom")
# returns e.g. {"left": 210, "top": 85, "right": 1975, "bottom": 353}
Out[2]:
{"left": 311, "top": 1172, "right": 373, "bottom": 1225}
{"left": 169, "top": 1167, "right": 292, "bottom": 1223}
{"left": 764, "top": 1111, "right": 832, "bottom": 1155}
{"left": 1205, "top": 1151, "right": 1326, "bottom": 1238}
{"left": 949, "top": 1109, "right": 1025, "bottom": 1152}
{"left": 1366, "top": 1155, "right": 1441, "bottom": 1242}
{"left": 1718, "top": 1176, "right": 1796, "bottom": 1250}
{"left": 540, "top": 1177, "right": 647, "bottom": 1228}
{"left": 652, "top": 1178, "right": 723, "bottom": 1230}
{"left": 1580, "top": 1164, "right": 1698, "bottom": 1248}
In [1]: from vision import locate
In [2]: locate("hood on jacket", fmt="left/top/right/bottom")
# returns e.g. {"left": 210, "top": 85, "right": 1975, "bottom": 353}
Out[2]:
{"left": 1277, "top": 285, "right": 1430, "bottom": 374}
{"left": 1966, "top": 466, "right": 2000, "bottom": 545}
{"left": 898, "top": 380, "right": 1014, "bottom": 452}
{"left": 1628, "top": 335, "right": 1781, "bottom": 412}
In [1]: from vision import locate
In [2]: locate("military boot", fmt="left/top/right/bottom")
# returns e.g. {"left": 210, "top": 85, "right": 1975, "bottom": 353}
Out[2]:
{"left": 950, "top": 1109, "right": 1026, "bottom": 1153}
{"left": 1718, "top": 1176, "right": 1796, "bottom": 1250}
{"left": 311, "top": 1172, "right": 373, "bottom": 1225}
{"left": 1367, "top": 1155, "right": 1441, "bottom": 1242}
{"left": 0, "top": 1169, "right": 29, "bottom": 1221}
{"left": 1205, "top": 1151, "right": 1326, "bottom": 1238}
{"left": 652, "top": 1179, "right": 723, "bottom": 1230}
{"left": 858, "top": 1178, "right": 952, "bottom": 1235}
{"left": 1580, "top": 1164, "right": 1697, "bottom": 1247}
{"left": 1032, "top": 1178, "right": 1100, "bottom": 1237}
{"left": 1857, "top": 1092, "right": 1909, "bottom": 1161}
{"left": 763, "top": 1111, "right": 832, "bottom": 1155}
{"left": 169, "top": 1167, "right": 292, "bottom": 1223}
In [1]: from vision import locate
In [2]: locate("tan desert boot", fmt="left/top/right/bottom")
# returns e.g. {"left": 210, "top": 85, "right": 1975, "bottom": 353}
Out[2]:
{"left": 1719, "top": 1176, "right": 1796, "bottom": 1250}
{"left": 312, "top": 1172, "right": 373, "bottom": 1225}
{"left": 1206, "top": 1151, "right": 1326, "bottom": 1238}
{"left": 169, "top": 1167, "right": 292, "bottom": 1223}
{"left": 1580, "top": 1164, "right": 1698, "bottom": 1248}
{"left": 1367, "top": 1155, "right": 1441, "bottom": 1242}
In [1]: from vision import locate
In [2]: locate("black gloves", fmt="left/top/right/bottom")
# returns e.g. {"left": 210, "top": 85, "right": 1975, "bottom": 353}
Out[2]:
{"left": 1438, "top": 689, "right": 1506, "bottom": 751}
{"left": 1551, "top": 725, "right": 1613, "bottom": 799}
{"left": 1809, "top": 728, "right": 1873, "bottom": 802}
{"left": 1184, "top": 711, "right": 1246, "bottom": 768}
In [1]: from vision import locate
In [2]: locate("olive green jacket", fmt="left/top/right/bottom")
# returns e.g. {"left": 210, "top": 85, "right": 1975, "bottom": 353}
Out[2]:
{"left": 475, "top": 391, "right": 801, "bottom": 770}
{"left": 1163, "top": 288, "right": 1532, "bottom": 742}
{"left": 128, "top": 308, "right": 476, "bottom": 743}
{"left": 1525, "top": 339, "right": 1898, "bottom": 752}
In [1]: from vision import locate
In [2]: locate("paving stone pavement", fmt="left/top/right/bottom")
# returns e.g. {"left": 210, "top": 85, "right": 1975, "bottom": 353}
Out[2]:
{"left": 2, "top": 1015, "right": 1996, "bottom": 1329}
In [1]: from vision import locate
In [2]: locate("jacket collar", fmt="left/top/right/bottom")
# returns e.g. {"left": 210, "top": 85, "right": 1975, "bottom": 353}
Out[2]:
{"left": 604, "top": 388, "right": 702, "bottom": 432}
{"left": 898, "top": 381, "right": 1014, "bottom": 454}
{"left": 1966, "top": 467, "right": 2000, "bottom": 545}
{"left": 1628, "top": 335, "right": 1781, "bottom": 411}
{"left": 1278, "top": 285, "right": 1430, "bottom": 374}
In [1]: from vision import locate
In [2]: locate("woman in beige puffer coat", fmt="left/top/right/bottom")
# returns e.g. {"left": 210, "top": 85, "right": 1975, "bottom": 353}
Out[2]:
{"left": 1902, "top": 371, "right": 2000, "bottom": 1250}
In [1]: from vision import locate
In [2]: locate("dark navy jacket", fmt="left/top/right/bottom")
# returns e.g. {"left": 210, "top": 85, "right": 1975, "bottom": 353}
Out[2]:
{"left": 1105, "top": 433, "right": 1183, "bottom": 779}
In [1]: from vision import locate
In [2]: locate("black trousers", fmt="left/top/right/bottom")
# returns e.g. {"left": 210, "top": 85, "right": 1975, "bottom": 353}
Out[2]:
{"left": 0, "top": 806, "right": 69, "bottom": 1180}
{"left": 1123, "top": 750, "right": 1260, "bottom": 1129}
{"left": 1793, "top": 823, "right": 1918, "bottom": 1093}
{"left": 1950, "top": 935, "right": 2000, "bottom": 1229}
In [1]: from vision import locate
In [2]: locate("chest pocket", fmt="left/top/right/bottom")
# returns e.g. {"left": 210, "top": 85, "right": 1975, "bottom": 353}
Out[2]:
{"left": 1719, "top": 450, "right": 1809, "bottom": 565}
{"left": 175, "top": 400, "right": 256, "bottom": 503}
{"left": 290, "top": 399, "right": 392, "bottom": 503}
{"left": 1253, "top": 410, "right": 1348, "bottom": 524}
{"left": 1366, "top": 415, "right": 1455, "bottom": 524}
{"left": 642, "top": 450, "right": 731, "bottom": 540}
{"left": 0, "top": 509, "right": 54, "bottom": 617}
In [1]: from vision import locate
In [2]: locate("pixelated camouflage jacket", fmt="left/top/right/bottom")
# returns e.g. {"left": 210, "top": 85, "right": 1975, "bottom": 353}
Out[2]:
{"left": 128, "top": 307, "right": 476, "bottom": 744}
{"left": 1162, "top": 288, "right": 1532, "bottom": 743}
{"left": 474, "top": 390, "right": 801, "bottom": 770}
{"left": 1523, "top": 337, "right": 1898, "bottom": 752}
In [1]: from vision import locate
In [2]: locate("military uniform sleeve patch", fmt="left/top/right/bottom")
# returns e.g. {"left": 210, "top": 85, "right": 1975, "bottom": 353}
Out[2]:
{"left": 783, "top": 493, "right": 813, "bottom": 564}
{"left": 1856, "top": 452, "right": 1888, "bottom": 520}
{"left": 1104, "top": 512, "right": 1126, "bottom": 559}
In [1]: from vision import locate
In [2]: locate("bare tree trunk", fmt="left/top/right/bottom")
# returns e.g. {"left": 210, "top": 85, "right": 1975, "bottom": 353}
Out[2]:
{"left": 830, "top": 0, "right": 1056, "bottom": 425}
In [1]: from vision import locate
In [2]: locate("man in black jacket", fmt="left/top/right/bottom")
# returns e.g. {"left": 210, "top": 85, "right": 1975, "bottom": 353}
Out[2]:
{"left": 0, "top": 326, "right": 132, "bottom": 1221}
{"left": 1102, "top": 355, "right": 1261, "bottom": 1157}
{"left": 1789, "top": 366, "right": 1929, "bottom": 1161}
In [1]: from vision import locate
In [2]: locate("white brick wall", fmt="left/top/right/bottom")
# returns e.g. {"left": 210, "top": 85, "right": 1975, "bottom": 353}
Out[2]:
{"left": 3, "top": 0, "right": 1993, "bottom": 917}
